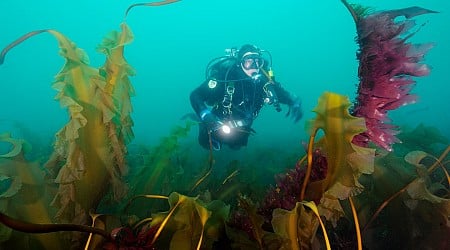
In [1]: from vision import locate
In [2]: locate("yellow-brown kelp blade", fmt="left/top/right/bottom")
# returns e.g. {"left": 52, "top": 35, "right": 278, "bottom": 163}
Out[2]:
{"left": 272, "top": 202, "right": 318, "bottom": 249}
{"left": 0, "top": 134, "right": 61, "bottom": 249}
{"left": 0, "top": 25, "right": 134, "bottom": 229}
{"left": 150, "top": 192, "right": 212, "bottom": 249}
{"left": 306, "top": 92, "right": 375, "bottom": 224}
{"left": 44, "top": 25, "right": 134, "bottom": 226}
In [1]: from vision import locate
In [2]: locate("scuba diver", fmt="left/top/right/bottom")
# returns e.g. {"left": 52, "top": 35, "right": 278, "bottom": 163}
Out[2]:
{"left": 190, "top": 44, "right": 303, "bottom": 150}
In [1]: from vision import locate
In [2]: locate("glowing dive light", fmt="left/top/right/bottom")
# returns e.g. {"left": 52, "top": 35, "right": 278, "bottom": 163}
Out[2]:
{"left": 221, "top": 124, "right": 231, "bottom": 134}
{"left": 213, "top": 120, "right": 246, "bottom": 135}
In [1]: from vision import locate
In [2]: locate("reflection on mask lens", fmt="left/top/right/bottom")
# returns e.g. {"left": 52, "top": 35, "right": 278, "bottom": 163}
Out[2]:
{"left": 241, "top": 55, "right": 264, "bottom": 70}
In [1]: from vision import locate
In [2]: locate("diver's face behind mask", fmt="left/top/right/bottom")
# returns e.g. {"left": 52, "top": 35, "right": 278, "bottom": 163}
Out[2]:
{"left": 240, "top": 52, "right": 264, "bottom": 77}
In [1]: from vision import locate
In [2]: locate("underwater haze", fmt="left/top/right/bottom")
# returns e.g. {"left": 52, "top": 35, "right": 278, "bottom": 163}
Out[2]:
{"left": 0, "top": 1, "right": 449, "bottom": 249}
{"left": 1, "top": 0, "right": 448, "bottom": 148}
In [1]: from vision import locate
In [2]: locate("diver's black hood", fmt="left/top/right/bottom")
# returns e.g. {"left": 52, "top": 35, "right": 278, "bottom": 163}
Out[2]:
{"left": 237, "top": 44, "right": 260, "bottom": 60}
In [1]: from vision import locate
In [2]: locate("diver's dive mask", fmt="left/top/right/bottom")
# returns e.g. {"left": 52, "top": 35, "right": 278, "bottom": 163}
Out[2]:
{"left": 241, "top": 52, "right": 264, "bottom": 70}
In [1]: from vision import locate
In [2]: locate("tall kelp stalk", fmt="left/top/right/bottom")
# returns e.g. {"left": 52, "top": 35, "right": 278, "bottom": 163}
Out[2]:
{"left": 341, "top": 0, "right": 438, "bottom": 151}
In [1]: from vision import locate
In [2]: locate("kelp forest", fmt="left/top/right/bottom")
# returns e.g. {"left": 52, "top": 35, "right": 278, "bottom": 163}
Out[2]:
{"left": 0, "top": 0, "right": 448, "bottom": 249}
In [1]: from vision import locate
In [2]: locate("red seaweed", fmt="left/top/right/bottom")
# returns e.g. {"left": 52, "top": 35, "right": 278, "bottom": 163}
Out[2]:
{"left": 344, "top": 2, "right": 438, "bottom": 151}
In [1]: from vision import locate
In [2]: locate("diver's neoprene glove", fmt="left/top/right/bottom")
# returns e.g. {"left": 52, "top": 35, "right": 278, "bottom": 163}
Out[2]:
{"left": 200, "top": 109, "right": 222, "bottom": 131}
{"left": 287, "top": 99, "right": 303, "bottom": 123}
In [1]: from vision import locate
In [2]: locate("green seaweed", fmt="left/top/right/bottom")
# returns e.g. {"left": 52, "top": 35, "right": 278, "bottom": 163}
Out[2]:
{"left": 127, "top": 121, "right": 196, "bottom": 197}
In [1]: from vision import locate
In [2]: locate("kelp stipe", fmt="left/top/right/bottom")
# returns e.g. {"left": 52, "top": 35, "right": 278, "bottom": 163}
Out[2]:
{"left": 190, "top": 130, "right": 216, "bottom": 192}
{"left": 108, "top": 192, "right": 229, "bottom": 249}
{"left": 0, "top": 30, "right": 47, "bottom": 65}
{"left": 124, "top": 0, "right": 181, "bottom": 20}
{"left": 0, "top": 211, "right": 111, "bottom": 239}
{"left": 341, "top": 0, "right": 438, "bottom": 151}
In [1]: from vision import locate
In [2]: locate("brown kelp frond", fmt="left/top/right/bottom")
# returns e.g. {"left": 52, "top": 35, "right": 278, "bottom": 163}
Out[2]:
{"left": 36, "top": 28, "right": 127, "bottom": 226}
{"left": 257, "top": 92, "right": 375, "bottom": 240}
{"left": 404, "top": 149, "right": 450, "bottom": 201}
{"left": 96, "top": 23, "right": 135, "bottom": 133}
{"left": 0, "top": 212, "right": 111, "bottom": 240}
{"left": 363, "top": 146, "right": 450, "bottom": 233}
{"left": 0, "top": 135, "right": 37, "bottom": 198}
{"left": 108, "top": 192, "right": 230, "bottom": 249}
{"left": 0, "top": 136, "right": 27, "bottom": 222}
{"left": 405, "top": 149, "right": 450, "bottom": 182}
{"left": 95, "top": 22, "right": 136, "bottom": 200}
{"left": 124, "top": 0, "right": 181, "bottom": 20}
{"left": 0, "top": 134, "right": 60, "bottom": 248}
{"left": 148, "top": 192, "right": 229, "bottom": 249}
{"left": 423, "top": 145, "right": 450, "bottom": 174}
{"left": 272, "top": 202, "right": 317, "bottom": 250}
{"left": 302, "top": 201, "right": 332, "bottom": 250}
{"left": 0, "top": 133, "right": 30, "bottom": 158}
{"left": 150, "top": 195, "right": 185, "bottom": 246}
{"left": 309, "top": 92, "right": 374, "bottom": 197}
{"left": 305, "top": 92, "right": 375, "bottom": 225}
{"left": 0, "top": 24, "right": 134, "bottom": 227}
{"left": 269, "top": 200, "right": 331, "bottom": 250}
{"left": 0, "top": 175, "right": 21, "bottom": 200}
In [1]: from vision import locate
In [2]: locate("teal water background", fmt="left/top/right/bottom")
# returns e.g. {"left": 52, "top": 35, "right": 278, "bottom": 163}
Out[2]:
{"left": 0, "top": 0, "right": 448, "bottom": 152}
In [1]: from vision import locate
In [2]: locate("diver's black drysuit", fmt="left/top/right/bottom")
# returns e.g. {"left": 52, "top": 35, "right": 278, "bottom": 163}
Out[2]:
{"left": 190, "top": 57, "right": 301, "bottom": 150}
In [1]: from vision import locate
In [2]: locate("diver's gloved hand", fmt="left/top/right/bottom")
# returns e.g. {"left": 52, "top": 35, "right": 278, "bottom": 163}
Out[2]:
{"left": 287, "top": 99, "right": 303, "bottom": 123}
{"left": 200, "top": 109, "right": 222, "bottom": 131}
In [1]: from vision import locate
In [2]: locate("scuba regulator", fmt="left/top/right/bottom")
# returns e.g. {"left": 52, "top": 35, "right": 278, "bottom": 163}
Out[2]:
{"left": 261, "top": 68, "right": 282, "bottom": 112}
